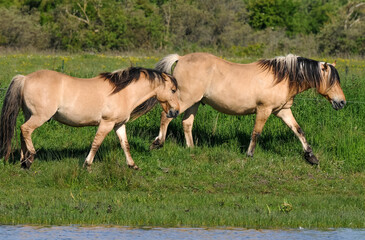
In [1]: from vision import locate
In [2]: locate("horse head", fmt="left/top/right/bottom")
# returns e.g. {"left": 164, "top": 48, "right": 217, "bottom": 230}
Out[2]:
{"left": 156, "top": 73, "right": 180, "bottom": 118}
{"left": 318, "top": 62, "right": 346, "bottom": 110}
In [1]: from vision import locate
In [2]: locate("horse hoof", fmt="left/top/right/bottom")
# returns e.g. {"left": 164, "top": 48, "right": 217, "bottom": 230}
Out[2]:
{"left": 20, "top": 160, "right": 32, "bottom": 169}
{"left": 246, "top": 151, "right": 254, "bottom": 157}
{"left": 150, "top": 138, "right": 163, "bottom": 150}
{"left": 83, "top": 162, "right": 92, "bottom": 172}
{"left": 129, "top": 164, "right": 140, "bottom": 170}
{"left": 304, "top": 152, "right": 319, "bottom": 165}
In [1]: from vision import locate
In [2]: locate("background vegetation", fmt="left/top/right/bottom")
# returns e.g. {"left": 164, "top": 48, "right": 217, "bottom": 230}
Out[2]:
{"left": 0, "top": 0, "right": 364, "bottom": 57}
{"left": 0, "top": 0, "right": 364, "bottom": 229}
{"left": 0, "top": 54, "right": 364, "bottom": 228}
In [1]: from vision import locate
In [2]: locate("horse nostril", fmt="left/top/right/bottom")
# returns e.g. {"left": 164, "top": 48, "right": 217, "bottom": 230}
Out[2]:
{"left": 340, "top": 100, "right": 345, "bottom": 106}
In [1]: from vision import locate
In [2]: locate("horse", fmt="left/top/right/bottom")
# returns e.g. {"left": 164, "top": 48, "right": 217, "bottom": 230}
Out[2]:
{"left": 0, "top": 67, "right": 180, "bottom": 170}
{"left": 151, "top": 53, "right": 346, "bottom": 164}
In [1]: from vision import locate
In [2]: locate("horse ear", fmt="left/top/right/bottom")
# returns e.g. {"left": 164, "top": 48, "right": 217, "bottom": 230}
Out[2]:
{"left": 161, "top": 72, "right": 168, "bottom": 81}
{"left": 321, "top": 62, "right": 328, "bottom": 71}
{"left": 332, "top": 60, "right": 336, "bottom": 67}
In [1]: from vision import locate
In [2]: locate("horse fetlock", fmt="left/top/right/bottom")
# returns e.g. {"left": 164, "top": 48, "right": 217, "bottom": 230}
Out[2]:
{"left": 21, "top": 160, "right": 32, "bottom": 169}
{"left": 20, "top": 151, "right": 34, "bottom": 169}
{"left": 128, "top": 164, "right": 140, "bottom": 170}
{"left": 150, "top": 138, "right": 163, "bottom": 150}
{"left": 304, "top": 151, "right": 319, "bottom": 165}
{"left": 83, "top": 161, "right": 92, "bottom": 170}
{"left": 247, "top": 150, "right": 254, "bottom": 157}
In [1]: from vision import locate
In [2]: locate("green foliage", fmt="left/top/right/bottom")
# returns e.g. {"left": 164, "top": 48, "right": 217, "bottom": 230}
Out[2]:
{"left": 247, "top": 0, "right": 296, "bottom": 30}
{"left": 230, "top": 43, "right": 265, "bottom": 57}
{"left": 0, "top": 7, "right": 49, "bottom": 49}
{"left": 319, "top": 2, "right": 365, "bottom": 56}
{"left": 0, "top": 0, "right": 363, "bottom": 56}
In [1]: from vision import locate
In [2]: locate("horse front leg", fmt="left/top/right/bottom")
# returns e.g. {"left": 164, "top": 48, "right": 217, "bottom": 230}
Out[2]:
{"left": 247, "top": 108, "right": 272, "bottom": 157}
{"left": 150, "top": 111, "right": 173, "bottom": 149}
{"left": 115, "top": 124, "right": 139, "bottom": 170}
{"left": 83, "top": 120, "right": 114, "bottom": 170}
{"left": 274, "top": 108, "right": 318, "bottom": 165}
{"left": 182, "top": 102, "right": 200, "bottom": 147}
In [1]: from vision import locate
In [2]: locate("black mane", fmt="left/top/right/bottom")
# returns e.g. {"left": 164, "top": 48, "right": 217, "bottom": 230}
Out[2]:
{"left": 99, "top": 67, "right": 177, "bottom": 94}
{"left": 99, "top": 67, "right": 178, "bottom": 120}
{"left": 258, "top": 55, "right": 340, "bottom": 92}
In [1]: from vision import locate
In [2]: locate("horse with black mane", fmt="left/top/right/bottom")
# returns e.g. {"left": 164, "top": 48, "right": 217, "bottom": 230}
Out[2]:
{"left": 151, "top": 53, "right": 346, "bottom": 164}
{"left": 0, "top": 67, "right": 180, "bottom": 170}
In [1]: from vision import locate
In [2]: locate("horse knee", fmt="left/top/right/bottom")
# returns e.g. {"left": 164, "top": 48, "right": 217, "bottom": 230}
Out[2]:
{"left": 20, "top": 124, "right": 31, "bottom": 136}
{"left": 183, "top": 122, "right": 193, "bottom": 132}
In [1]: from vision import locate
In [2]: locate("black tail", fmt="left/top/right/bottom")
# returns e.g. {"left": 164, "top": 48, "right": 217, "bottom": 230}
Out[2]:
{"left": 0, "top": 75, "right": 25, "bottom": 160}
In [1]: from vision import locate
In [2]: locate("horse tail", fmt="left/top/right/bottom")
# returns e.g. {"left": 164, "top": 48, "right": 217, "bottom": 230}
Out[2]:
{"left": 0, "top": 75, "right": 25, "bottom": 161}
{"left": 155, "top": 54, "right": 180, "bottom": 74}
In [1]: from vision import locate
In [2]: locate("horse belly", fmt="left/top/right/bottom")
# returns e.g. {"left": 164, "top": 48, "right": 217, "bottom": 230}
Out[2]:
{"left": 202, "top": 97, "right": 256, "bottom": 115}
{"left": 53, "top": 109, "right": 102, "bottom": 127}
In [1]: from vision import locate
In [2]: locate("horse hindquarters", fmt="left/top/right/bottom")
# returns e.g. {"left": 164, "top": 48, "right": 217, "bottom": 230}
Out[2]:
{"left": 19, "top": 74, "right": 63, "bottom": 168}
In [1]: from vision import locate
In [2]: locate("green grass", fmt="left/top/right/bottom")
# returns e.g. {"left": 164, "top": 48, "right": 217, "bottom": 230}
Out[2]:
{"left": 0, "top": 53, "right": 364, "bottom": 228}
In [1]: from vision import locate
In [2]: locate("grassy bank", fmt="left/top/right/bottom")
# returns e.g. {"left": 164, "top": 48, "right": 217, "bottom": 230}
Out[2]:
{"left": 0, "top": 53, "right": 364, "bottom": 228}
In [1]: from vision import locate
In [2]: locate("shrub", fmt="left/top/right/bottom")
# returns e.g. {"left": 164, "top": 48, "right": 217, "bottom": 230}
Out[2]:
{"left": 0, "top": 7, "right": 49, "bottom": 49}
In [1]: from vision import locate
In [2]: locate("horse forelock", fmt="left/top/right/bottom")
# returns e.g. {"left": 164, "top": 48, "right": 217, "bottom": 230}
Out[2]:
{"left": 258, "top": 54, "right": 338, "bottom": 92}
{"left": 100, "top": 67, "right": 176, "bottom": 93}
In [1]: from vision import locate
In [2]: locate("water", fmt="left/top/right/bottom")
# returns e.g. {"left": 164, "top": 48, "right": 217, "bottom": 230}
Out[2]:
{"left": 0, "top": 225, "right": 364, "bottom": 240}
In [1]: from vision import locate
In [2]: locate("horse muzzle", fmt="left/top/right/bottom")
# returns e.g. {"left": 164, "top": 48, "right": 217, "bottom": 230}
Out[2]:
{"left": 331, "top": 100, "right": 346, "bottom": 110}
{"left": 166, "top": 109, "right": 179, "bottom": 118}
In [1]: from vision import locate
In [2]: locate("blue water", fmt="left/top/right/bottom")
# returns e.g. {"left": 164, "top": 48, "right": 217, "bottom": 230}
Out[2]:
{"left": 0, "top": 225, "right": 364, "bottom": 240}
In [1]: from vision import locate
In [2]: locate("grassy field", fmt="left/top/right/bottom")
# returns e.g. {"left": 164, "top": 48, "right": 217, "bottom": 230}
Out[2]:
{"left": 0, "top": 53, "right": 364, "bottom": 228}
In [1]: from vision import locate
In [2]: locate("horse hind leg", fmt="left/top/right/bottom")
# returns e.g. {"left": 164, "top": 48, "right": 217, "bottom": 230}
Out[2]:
{"left": 20, "top": 115, "right": 48, "bottom": 169}
{"left": 274, "top": 108, "right": 318, "bottom": 165}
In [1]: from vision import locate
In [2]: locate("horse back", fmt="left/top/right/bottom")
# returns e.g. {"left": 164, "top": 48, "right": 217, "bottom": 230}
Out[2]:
{"left": 174, "top": 53, "right": 291, "bottom": 114}
{"left": 23, "top": 70, "right": 113, "bottom": 126}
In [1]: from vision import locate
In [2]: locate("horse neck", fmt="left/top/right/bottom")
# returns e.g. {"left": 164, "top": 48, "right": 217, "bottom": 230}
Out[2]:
{"left": 291, "top": 79, "right": 316, "bottom": 97}
{"left": 123, "top": 79, "right": 157, "bottom": 109}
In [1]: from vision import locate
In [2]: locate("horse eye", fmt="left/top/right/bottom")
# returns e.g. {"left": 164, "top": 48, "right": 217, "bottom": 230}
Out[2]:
{"left": 172, "top": 89, "right": 176, "bottom": 93}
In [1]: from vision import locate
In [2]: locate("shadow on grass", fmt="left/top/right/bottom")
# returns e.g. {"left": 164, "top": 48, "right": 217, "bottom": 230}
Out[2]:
{"left": 7, "top": 138, "right": 153, "bottom": 167}
{"left": 166, "top": 118, "right": 301, "bottom": 156}
{"left": 6, "top": 115, "right": 303, "bottom": 167}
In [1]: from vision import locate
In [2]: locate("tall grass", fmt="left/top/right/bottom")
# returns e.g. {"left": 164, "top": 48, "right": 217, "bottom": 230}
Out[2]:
{"left": 0, "top": 53, "right": 364, "bottom": 228}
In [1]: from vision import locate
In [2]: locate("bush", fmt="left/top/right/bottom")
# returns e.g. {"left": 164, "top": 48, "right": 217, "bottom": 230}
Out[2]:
{"left": 0, "top": 7, "right": 49, "bottom": 49}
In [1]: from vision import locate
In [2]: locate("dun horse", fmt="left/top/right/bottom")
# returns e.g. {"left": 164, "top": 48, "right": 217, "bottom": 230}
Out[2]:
{"left": 0, "top": 67, "right": 180, "bottom": 169}
{"left": 151, "top": 53, "right": 346, "bottom": 164}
